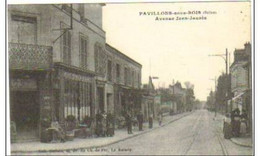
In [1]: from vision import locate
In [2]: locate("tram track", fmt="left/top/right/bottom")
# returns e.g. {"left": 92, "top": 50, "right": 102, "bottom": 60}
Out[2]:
{"left": 182, "top": 112, "right": 203, "bottom": 155}
{"left": 213, "top": 117, "right": 229, "bottom": 155}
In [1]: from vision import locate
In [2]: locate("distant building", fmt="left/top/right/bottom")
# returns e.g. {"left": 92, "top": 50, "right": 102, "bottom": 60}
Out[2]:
{"left": 142, "top": 76, "right": 156, "bottom": 121}
{"left": 170, "top": 82, "right": 187, "bottom": 112}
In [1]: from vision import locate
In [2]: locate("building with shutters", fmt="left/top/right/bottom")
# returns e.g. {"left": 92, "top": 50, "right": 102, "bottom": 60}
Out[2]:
{"left": 8, "top": 4, "right": 142, "bottom": 141}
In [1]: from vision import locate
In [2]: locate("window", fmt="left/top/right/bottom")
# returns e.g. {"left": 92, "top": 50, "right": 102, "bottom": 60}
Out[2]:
{"left": 107, "top": 60, "right": 112, "bottom": 81}
{"left": 94, "top": 44, "right": 106, "bottom": 76}
{"left": 137, "top": 72, "right": 140, "bottom": 88}
{"left": 132, "top": 70, "right": 135, "bottom": 87}
{"left": 10, "top": 15, "right": 37, "bottom": 44}
{"left": 116, "top": 64, "right": 120, "bottom": 83}
{"left": 62, "top": 31, "right": 71, "bottom": 64}
{"left": 64, "top": 80, "right": 92, "bottom": 121}
{"left": 80, "top": 36, "right": 88, "bottom": 68}
{"left": 124, "top": 67, "right": 127, "bottom": 85}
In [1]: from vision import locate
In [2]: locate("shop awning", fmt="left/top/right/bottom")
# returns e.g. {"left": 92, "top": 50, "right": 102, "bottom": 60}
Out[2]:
{"left": 232, "top": 92, "right": 245, "bottom": 104}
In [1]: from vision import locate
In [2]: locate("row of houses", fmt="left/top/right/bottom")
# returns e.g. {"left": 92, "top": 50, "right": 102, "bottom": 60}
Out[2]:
{"left": 206, "top": 42, "right": 252, "bottom": 133}
{"left": 156, "top": 81, "right": 195, "bottom": 115}
{"left": 8, "top": 4, "right": 144, "bottom": 141}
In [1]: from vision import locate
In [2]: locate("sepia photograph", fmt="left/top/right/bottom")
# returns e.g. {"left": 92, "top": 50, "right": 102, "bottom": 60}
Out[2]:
{"left": 7, "top": 0, "right": 253, "bottom": 155}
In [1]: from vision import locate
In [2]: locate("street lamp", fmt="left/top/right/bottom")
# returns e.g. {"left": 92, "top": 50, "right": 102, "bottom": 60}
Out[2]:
{"left": 208, "top": 49, "right": 229, "bottom": 114}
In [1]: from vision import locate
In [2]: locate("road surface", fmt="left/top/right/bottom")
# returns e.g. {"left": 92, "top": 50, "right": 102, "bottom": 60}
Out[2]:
{"left": 17, "top": 110, "right": 252, "bottom": 155}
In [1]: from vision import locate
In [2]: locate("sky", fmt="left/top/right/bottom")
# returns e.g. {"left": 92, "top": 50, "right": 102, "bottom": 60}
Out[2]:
{"left": 102, "top": 2, "right": 251, "bottom": 101}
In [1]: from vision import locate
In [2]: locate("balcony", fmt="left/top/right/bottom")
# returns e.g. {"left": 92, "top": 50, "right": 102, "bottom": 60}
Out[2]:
{"left": 9, "top": 43, "right": 53, "bottom": 70}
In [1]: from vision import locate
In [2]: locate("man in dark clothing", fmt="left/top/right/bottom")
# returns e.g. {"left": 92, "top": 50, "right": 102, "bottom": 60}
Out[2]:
{"left": 149, "top": 115, "right": 153, "bottom": 129}
{"left": 106, "top": 112, "right": 115, "bottom": 137}
{"left": 137, "top": 111, "right": 144, "bottom": 131}
{"left": 232, "top": 108, "right": 241, "bottom": 137}
{"left": 125, "top": 112, "right": 133, "bottom": 134}
{"left": 95, "top": 112, "right": 103, "bottom": 137}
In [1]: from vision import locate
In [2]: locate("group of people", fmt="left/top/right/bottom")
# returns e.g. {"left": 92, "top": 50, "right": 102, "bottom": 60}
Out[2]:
{"left": 95, "top": 111, "right": 115, "bottom": 137}
{"left": 224, "top": 108, "right": 248, "bottom": 139}
{"left": 124, "top": 111, "right": 164, "bottom": 134}
{"left": 231, "top": 108, "right": 248, "bottom": 137}
{"left": 42, "top": 110, "right": 165, "bottom": 142}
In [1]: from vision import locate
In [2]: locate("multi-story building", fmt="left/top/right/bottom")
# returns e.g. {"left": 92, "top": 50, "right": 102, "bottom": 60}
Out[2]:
{"left": 8, "top": 4, "right": 142, "bottom": 141}
{"left": 230, "top": 42, "right": 252, "bottom": 133}
{"left": 170, "top": 82, "right": 187, "bottom": 113}
{"left": 230, "top": 43, "right": 251, "bottom": 111}
{"left": 105, "top": 44, "right": 142, "bottom": 118}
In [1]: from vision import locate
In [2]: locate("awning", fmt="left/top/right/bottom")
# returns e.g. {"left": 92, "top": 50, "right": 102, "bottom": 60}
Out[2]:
{"left": 232, "top": 92, "right": 245, "bottom": 104}
{"left": 233, "top": 92, "right": 245, "bottom": 100}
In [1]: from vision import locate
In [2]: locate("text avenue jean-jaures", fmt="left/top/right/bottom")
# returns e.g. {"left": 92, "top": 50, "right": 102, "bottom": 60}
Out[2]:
{"left": 139, "top": 10, "right": 217, "bottom": 21}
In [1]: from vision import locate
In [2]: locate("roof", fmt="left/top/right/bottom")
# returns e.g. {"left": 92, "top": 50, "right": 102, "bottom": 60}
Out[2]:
{"left": 105, "top": 44, "right": 142, "bottom": 68}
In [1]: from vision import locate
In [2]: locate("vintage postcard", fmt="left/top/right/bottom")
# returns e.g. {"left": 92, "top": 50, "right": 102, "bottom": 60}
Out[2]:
{"left": 7, "top": 0, "right": 253, "bottom": 155}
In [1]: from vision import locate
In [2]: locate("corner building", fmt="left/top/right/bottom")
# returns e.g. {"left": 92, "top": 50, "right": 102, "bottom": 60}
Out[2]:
{"left": 9, "top": 4, "right": 105, "bottom": 141}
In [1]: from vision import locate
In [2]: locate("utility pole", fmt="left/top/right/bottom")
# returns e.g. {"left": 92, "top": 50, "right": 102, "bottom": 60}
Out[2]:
{"left": 209, "top": 48, "right": 229, "bottom": 114}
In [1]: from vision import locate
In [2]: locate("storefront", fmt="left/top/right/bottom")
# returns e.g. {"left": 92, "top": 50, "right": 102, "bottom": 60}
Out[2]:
{"left": 10, "top": 70, "right": 52, "bottom": 142}
{"left": 53, "top": 63, "right": 96, "bottom": 122}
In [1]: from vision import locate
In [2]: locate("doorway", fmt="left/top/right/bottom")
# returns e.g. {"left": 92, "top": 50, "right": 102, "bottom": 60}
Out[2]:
{"left": 10, "top": 91, "right": 40, "bottom": 141}
{"left": 97, "top": 87, "right": 104, "bottom": 112}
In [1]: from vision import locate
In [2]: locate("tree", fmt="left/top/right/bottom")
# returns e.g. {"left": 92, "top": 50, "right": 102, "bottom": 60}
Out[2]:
{"left": 184, "top": 81, "right": 194, "bottom": 90}
{"left": 215, "top": 73, "right": 231, "bottom": 113}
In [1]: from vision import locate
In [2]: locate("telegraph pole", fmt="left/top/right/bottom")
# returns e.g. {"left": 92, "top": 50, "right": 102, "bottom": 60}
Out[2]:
{"left": 209, "top": 48, "right": 229, "bottom": 114}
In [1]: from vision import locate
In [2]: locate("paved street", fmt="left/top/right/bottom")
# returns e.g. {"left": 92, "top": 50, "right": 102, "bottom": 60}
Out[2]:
{"left": 22, "top": 110, "right": 252, "bottom": 155}
{"left": 98, "top": 109, "right": 252, "bottom": 155}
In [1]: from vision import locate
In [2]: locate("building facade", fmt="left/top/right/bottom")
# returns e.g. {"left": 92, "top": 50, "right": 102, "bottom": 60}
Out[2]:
{"left": 105, "top": 44, "right": 142, "bottom": 119}
{"left": 230, "top": 42, "right": 252, "bottom": 133}
{"left": 230, "top": 43, "right": 251, "bottom": 112}
{"left": 171, "top": 82, "right": 187, "bottom": 113}
{"left": 8, "top": 4, "right": 142, "bottom": 141}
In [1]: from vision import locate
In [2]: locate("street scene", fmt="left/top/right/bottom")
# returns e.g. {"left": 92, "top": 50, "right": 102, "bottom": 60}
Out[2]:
{"left": 8, "top": 2, "right": 253, "bottom": 156}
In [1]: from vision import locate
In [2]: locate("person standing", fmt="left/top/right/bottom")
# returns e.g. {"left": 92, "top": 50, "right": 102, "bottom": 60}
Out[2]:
{"left": 233, "top": 108, "right": 241, "bottom": 137}
{"left": 149, "top": 115, "right": 153, "bottom": 129}
{"left": 137, "top": 111, "right": 143, "bottom": 131}
{"left": 101, "top": 111, "right": 107, "bottom": 137}
{"left": 158, "top": 112, "right": 163, "bottom": 126}
{"left": 240, "top": 109, "right": 248, "bottom": 135}
{"left": 95, "top": 111, "right": 103, "bottom": 137}
{"left": 125, "top": 112, "right": 133, "bottom": 134}
{"left": 106, "top": 112, "right": 115, "bottom": 137}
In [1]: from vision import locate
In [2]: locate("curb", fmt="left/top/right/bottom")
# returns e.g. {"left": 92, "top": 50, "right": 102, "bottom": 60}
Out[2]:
{"left": 230, "top": 138, "right": 252, "bottom": 148}
{"left": 11, "top": 112, "right": 193, "bottom": 154}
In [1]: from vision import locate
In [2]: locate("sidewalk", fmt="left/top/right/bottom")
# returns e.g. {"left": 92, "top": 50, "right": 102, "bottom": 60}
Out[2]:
{"left": 211, "top": 111, "right": 253, "bottom": 148}
{"left": 11, "top": 112, "right": 192, "bottom": 153}
{"left": 230, "top": 136, "right": 253, "bottom": 147}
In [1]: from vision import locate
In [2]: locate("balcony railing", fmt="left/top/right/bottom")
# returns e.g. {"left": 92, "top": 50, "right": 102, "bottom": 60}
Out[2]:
{"left": 9, "top": 42, "right": 53, "bottom": 70}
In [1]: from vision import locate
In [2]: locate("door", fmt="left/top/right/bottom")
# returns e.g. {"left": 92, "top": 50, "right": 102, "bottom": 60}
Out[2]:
{"left": 11, "top": 91, "right": 40, "bottom": 141}
{"left": 97, "top": 87, "right": 104, "bottom": 112}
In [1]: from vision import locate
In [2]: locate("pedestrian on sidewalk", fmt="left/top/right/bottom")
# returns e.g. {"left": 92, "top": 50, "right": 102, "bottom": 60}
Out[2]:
{"left": 125, "top": 111, "right": 133, "bottom": 134}
{"left": 95, "top": 111, "right": 103, "bottom": 137}
{"left": 101, "top": 111, "right": 107, "bottom": 137}
{"left": 240, "top": 109, "right": 248, "bottom": 135}
{"left": 149, "top": 115, "right": 153, "bottom": 129}
{"left": 137, "top": 111, "right": 144, "bottom": 131}
{"left": 158, "top": 112, "right": 163, "bottom": 126}
{"left": 232, "top": 108, "right": 241, "bottom": 137}
{"left": 106, "top": 112, "right": 115, "bottom": 137}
